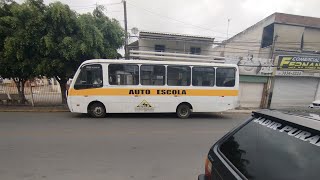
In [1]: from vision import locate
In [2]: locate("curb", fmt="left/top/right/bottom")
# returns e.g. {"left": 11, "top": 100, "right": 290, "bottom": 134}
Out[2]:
{"left": 225, "top": 110, "right": 255, "bottom": 113}
{"left": 0, "top": 109, "right": 69, "bottom": 112}
{"left": 0, "top": 107, "right": 69, "bottom": 112}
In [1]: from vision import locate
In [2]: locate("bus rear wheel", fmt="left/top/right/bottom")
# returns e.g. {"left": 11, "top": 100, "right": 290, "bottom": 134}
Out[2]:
{"left": 176, "top": 104, "right": 191, "bottom": 119}
{"left": 89, "top": 102, "right": 106, "bottom": 118}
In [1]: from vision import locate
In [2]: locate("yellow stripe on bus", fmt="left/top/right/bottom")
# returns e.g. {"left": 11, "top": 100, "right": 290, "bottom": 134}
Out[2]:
{"left": 68, "top": 88, "right": 238, "bottom": 96}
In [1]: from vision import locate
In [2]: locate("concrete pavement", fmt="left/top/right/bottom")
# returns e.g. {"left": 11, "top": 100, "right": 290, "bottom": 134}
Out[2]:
{"left": 0, "top": 112, "right": 249, "bottom": 180}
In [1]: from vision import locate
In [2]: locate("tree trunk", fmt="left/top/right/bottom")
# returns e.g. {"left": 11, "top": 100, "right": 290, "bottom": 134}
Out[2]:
{"left": 14, "top": 78, "right": 27, "bottom": 104}
{"left": 56, "top": 77, "right": 68, "bottom": 104}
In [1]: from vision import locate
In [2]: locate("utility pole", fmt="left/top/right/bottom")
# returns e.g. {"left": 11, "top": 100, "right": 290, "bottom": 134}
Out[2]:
{"left": 266, "top": 35, "right": 279, "bottom": 108}
{"left": 221, "top": 19, "right": 231, "bottom": 57}
{"left": 123, "top": 0, "right": 129, "bottom": 59}
{"left": 227, "top": 19, "right": 231, "bottom": 39}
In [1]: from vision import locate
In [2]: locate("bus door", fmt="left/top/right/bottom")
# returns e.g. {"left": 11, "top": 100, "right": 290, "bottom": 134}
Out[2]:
{"left": 216, "top": 67, "right": 236, "bottom": 107}
{"left": 108, "top": 64, "right": 141, "bottom": 113}
{"left": 72, "top": 64, "right": 104, "bottom": 110}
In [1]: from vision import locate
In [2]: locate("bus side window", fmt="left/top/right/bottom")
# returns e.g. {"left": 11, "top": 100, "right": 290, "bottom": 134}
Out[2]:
{"left": 192, "top": 67, "right": 215, "bottom": 86}
{"left": 140, "top": 65, "right": 165, "bottom": 86}
{"left": 108, "top": 64, "right": 139, "bottom": 85}
{"left": 74, "top": 64, "right": 103, "bottom": 89}
{"left": 167, "top": 66, "right": 191, "bottom": 86}
{"left": 216, "top": 68, "right": 235, "bottom": 87}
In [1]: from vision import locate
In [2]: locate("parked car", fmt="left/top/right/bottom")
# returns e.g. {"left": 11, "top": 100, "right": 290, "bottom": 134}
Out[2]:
{"left": 198, "top": 110, "right": 320, "bottom": 180}
{"left": 309, "top": 100, "right": 320, "bottom": 108}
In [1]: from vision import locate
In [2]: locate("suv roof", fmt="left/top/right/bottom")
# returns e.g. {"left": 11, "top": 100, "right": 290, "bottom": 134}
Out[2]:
{"left": 253, "top": 109, "right": 320, "bottom": 130}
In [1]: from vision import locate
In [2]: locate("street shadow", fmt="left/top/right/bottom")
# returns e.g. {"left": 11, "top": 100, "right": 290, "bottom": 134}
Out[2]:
{"left": 70, "top": 112, "right": 227, "bottom": 120}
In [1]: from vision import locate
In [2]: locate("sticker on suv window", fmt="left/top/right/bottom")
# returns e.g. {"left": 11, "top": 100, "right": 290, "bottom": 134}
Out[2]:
{"left": 253, "top": 117, "right": 320, "bottom": 147}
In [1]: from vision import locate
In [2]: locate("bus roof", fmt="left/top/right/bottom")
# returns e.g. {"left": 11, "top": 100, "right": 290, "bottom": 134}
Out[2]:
{"left": 80, "top": 59, "right": 238, "bottom": 68}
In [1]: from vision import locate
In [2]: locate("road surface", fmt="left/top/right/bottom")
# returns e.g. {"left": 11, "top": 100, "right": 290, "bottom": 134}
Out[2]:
{"left": 0, "top": 112, "right": 249, "bottom": 180}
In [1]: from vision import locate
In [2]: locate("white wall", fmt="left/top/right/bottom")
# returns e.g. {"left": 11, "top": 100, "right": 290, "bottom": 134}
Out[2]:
{"left": 274, "top": 24, "right": 304, "bottom": 51}
{"left": 139, "top": 39, "right": 212, "bottom": 55}
{"left": 314, "top": 80, "right": 320, "bottom": 100}
{"left": 239, "top": 82, "right": 264, "bottom": 108}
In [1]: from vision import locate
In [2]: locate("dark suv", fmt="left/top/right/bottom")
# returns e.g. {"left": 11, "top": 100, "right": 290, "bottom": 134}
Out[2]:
{"left": 198, "top": 110, "right": 320, "bottom": 180}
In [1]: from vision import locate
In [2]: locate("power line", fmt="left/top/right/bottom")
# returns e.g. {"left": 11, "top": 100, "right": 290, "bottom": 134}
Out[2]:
{"left": 106, "top": 10, "right": 123, "bottom": 13}
{"left": 126, "top": 1, "right": 235, "bottom": 39}
{"left": 128, "top": 0, "right": 240, "bottom": 36}
{"left": 71, "top": 2, "right": 122, "bottom": 10}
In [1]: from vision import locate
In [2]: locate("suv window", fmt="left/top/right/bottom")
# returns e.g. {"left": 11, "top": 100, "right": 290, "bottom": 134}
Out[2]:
{"left": 219, "top": 117, "right": 320, "bottom": 180}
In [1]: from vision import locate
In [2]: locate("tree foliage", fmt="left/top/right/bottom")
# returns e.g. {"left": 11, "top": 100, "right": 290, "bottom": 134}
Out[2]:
{"left": 0, "top": 0, "right": 46, "bottom": 102}
{"left": 0, "top": 0, "right": 124, "bottom": 104}
{"left": 39, "top": 3, "right": 124, "bottom": 103}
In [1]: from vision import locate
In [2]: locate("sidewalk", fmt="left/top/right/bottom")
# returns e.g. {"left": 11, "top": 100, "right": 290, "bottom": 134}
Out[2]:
{"left": 0, "top": 105, "right": 69, "bottom": 112}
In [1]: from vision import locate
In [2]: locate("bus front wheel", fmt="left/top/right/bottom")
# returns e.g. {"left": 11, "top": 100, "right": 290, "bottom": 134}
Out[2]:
{"left": 176, "top": 104, "right": 191, "bottom": 119}
{"left": 89, "top": 102, "right": 106, "bottom": 118}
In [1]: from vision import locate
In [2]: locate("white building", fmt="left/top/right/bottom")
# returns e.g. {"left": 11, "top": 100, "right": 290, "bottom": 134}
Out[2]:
{"left": 128, "top": 31, "right": 214, "bottom": 56}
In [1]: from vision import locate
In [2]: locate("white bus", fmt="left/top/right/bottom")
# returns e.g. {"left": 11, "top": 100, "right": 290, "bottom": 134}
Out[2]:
{"left": 67, "top": 59, "right": 239, "bottom": 118}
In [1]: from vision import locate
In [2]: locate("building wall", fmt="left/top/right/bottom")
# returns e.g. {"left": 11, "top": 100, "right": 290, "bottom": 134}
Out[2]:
{"left": 212, "top": 13, "right": 320, "bottom": 108}
{"left": 315, "top": 81, "right": 320, "bottom": 100}
{"left": 273, "top": 24, "right": 305, "bottom": 51}
{"left": 212, "top": 14, "right": 275, "bottom": 58}
{"left": 304, "top": 27, "right": 320, "bottom": 51}
{"left": 139, "top": 39, "right": 212, "bottom": 55}
{"left": 213, "top": 13, "right": 320, "bottom": 59}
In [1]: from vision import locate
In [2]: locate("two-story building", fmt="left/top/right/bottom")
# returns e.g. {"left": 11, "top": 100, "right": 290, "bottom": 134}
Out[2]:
{"left": 214, "top": 13, "right": 320, "bottom": 109}
{"left": 128, "top": 31, "right": 214, "bottom": 56}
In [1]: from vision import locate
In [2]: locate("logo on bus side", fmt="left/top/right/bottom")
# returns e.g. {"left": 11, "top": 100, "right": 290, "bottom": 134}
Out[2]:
{"left": 135, "top": 100, "right": 154, "bottom": 112}
{"left": 129, "top": 89, "right": 187, "bottom": 95}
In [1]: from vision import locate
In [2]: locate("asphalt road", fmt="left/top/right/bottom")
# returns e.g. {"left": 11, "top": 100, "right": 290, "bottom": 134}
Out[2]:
{"left": 0, "top": 112, "right": 250, "bottom": 180}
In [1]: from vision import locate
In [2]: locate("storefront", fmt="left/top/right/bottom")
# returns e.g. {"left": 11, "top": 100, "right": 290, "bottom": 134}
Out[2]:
{"left": 239, "top": 76, "right": 268, "bottom": 108}
{"left": 270, "top": 56, "right": 320, "bottom": 108}
{"left": 226, "top": 56, "right": 273, "bottom": 108}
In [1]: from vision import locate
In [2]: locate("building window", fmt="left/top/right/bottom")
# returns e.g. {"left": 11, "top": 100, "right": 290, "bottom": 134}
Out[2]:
{"left": 190, "top": 47, "right": 201, "bottom": 55}
{"left": 216, "top": 68, "right": 235, "bottom": 87}
{"left": 140, "top": 65, "right": 165, "bottom": 85}
{"left": 261, "top": 24, "right": 274, "bottom": 48}
{"left": 155, "top": 45, "right": 165, "bottom": 52}
{"left": 300, "top": 33, "right": 304, "bottom": 51}
{"left": 167, "top": 66, "right": 191, "bottom": 86}
{"left": 192, "top": 67, "right": 215, "bottom": 86}
{"left": 108, "top": 64, "right": 139, "bottom": 85}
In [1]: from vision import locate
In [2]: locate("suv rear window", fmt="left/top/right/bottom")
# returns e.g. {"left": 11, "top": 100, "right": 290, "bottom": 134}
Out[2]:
{"left": 219, "top": 117, "right": 320, "bottom": 180}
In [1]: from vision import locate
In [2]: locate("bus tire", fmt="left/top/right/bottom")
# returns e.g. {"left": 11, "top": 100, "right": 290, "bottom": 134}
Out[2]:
{"left": 88, "top": 102, "right": 106, "bottom": 118}
{"left": 176, "top": 104, "right": 191, "bottom": 119}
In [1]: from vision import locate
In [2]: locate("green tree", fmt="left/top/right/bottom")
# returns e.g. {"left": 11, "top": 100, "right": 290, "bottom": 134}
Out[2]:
{"left": 37, "top": 1, "right": 79, "bottom": 104}
{"left": 39, "top": 3, "right": 124, "bottom": 104}
{"left": 0, "top": 0, "right": 46, "bottom": 103}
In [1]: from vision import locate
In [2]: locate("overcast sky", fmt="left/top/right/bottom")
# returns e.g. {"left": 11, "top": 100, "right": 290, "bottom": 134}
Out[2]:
{"left": 16, "top": 0, "right": 320, "bottom": 42}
